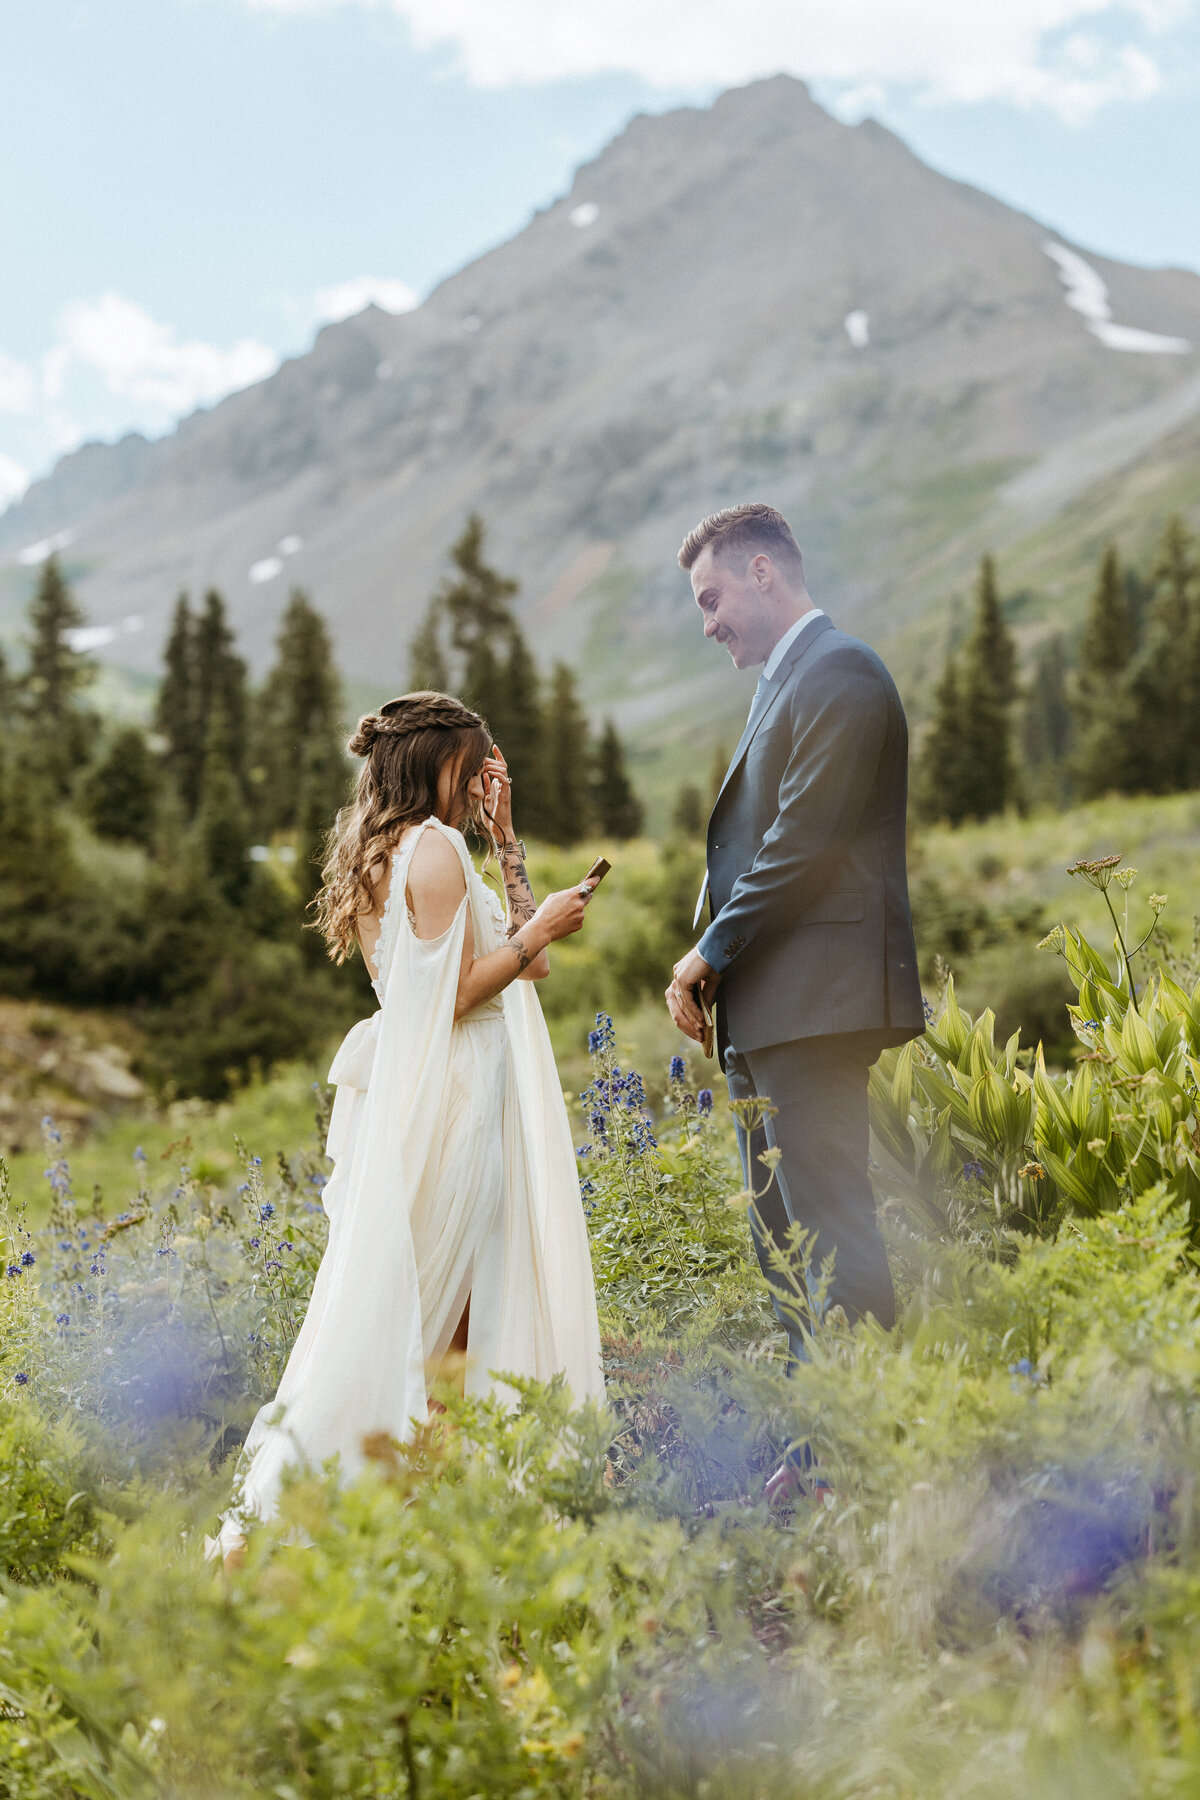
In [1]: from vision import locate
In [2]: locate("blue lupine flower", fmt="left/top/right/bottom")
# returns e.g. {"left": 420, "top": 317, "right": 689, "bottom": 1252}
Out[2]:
{"left": 1011, "top": 1358, "right": 1034, "bottom": 1377}
{"left": 250, "top": 1156, "right": 263, "bottom": 1169}
{"left": 89, "top": 1261, "right": 101, "bottom": 1276}
{"left": 1082, "top": 1018, "right": 1103, "bottom": 1031}
{"left": 54, "top": 1313, "right": 70, "bottom": 1326}
{"left": 265, "top": 1260, "right": 282, "bottom": 1273}
{"left": 963, "top": 1160, "right": 986, "bottom": 1181}
{"left": 922, "top": 996, "right": 936, "bottom": 1024}
{"left": 669, "top": 1054, "right": 686, "bottom": 1081}
{"left": 309, "top": 1172, "right": 326, "bottom": 1188}
{"left": 58, "top": 1240, "right": 72, "bottom": 1251}
{"left": 133, "top": 1145, "right": 147, "bottom": 1164}
{"left": 697, "top": 1089, "right": 714, "bottom": 1115}
{"left": 259, "top": 1202, "right": 275, "bottom": 1221}
{"left": 590, "top": 1111, "right": 607, "bottom": 1135}
{"left": 632, "top": 1120, "right": 658, "bottom": 1154}
{"left": 237, "top": 1182, "right": 250, "bottom": 1196}
{"left": 278, "top": 1241, "right": 293, "bottom": 1254}
{"left": 13, "top": 1372, "right": 28, "bottom": 1387}
{"left": 576, "top": 1144, "right": 590, "bottom": 1158}
{"left": 248, "top": 1237, "right": 260, "bottom": 1249}
{"left": 587, "top": 1030, "right": 604, "bottom": 1055}
{"left": 20, "top": 1251, "right": 34, "bottom": 1267}
{"left": 6, "top": 1264, "right": 21, "bottom": 1279}
{"left": 42, "top": 1116, "right": 62, "bottom": 1144}
{"left": 580, "top": 1179, "right": 596, "bottom": 1200}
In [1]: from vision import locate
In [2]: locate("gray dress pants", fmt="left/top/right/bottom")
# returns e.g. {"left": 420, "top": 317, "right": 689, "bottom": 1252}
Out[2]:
{"left": 723, "top": 1033, "right": 895, "bottom": 1362}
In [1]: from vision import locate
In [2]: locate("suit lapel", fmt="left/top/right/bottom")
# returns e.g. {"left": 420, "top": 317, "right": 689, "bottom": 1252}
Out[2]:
{"left": 712, "top": 614, "right": 834, "bottom": 809}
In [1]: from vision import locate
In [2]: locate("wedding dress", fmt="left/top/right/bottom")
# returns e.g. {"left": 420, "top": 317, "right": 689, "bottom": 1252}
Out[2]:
{"left": 215, "top": 818, "right": 604, "bottom": 1550}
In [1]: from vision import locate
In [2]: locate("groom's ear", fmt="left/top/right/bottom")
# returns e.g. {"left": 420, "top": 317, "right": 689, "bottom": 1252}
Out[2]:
{"left": 749, "top": 553, "right": 773, "bottom": 593}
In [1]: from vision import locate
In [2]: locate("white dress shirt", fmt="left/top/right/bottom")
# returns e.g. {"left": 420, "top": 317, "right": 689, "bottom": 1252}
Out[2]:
{"left": 762, "top": 607, "right": 825, "bottom": 681}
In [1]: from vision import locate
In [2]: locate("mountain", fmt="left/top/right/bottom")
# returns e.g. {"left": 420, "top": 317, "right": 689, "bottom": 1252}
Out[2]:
{"left": 3, "top": 75, "right": 1198, "bottom": 801}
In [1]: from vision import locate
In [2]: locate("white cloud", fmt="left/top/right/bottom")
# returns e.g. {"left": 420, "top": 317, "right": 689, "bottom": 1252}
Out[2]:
{"left": 244, "top": 0, "right": 1192, "bottom": 121}
{"left": 0, "top": 353, "right": 35, "bottom": 416}
{"left": 53, "top": 293, "right": 278, "bottom": 416}
{"left": 0, "top": 454, "right": 29, "bottom": 510}
{"left": 314, "top": 276, "right": 419, "bottom": 322}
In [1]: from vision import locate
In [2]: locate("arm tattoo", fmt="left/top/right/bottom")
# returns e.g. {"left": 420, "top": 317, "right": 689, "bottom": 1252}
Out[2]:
{"left": 500, "top": 847, "right": 538, "bottom": 936}
{"left": 509, "top": 933, "right": 534, "bottom": 973}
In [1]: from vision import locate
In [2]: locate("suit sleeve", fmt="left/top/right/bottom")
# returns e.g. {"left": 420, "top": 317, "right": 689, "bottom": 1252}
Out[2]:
{"left": 697, "top": 652, "right": 889, "bottom": 973}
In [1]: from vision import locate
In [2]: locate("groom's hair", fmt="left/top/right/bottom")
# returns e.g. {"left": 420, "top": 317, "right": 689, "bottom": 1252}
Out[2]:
{"left": 678, "top": 503, "right": 805, "bottom": 582}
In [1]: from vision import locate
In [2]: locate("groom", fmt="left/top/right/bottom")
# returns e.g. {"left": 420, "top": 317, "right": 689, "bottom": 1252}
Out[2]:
{"left": 665, "top": 502, "right": 922, "bottom": 1368}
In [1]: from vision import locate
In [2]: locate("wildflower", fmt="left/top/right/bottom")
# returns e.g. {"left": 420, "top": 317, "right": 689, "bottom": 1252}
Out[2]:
{"left": 922, "top": 995, "right": 936, "bottom": 1024}
{"left": 590, "top": 1111, "right": 608, "bottom": 1136}
{"left": 41, "top": 1116, "right": 62, "bottom": 1145}
{"left": 576, "top": 1144, "right": 590, "bottom": 1159}
{"left": 1115, "top": 867, "right": 1137, "bottom": 890}
{"left": 308, "top": 1172, "right": 327, "bottom": 1189}
{"left": 632, "top": 1120, "right": 658, "bottom": 1154}
{"left": 249, "top": 1237, "right": 261, "bottom": 1250}
{"left": 6, "top": 1264, "right": 20, "bottom": 1278}
{"left": 250, "top": 1155, "right": 263, "bottom": 1169}
{"left": 587, "top": 1030, "right": 604, "bottom": 1055}
{"left": 1037, "top": 925, "right": 1065, "bottom": 953}
{"left": 20, "top": 1251, "right": 34, "bottom": 1268}
{"left": 1018, "top": 1161, "right": 1046, "bottom": 1180}
{"left": 1081, "top": 1019, "right": 1103, "bottom": 1032}
{"left": 697, "top": 1089, "right": 714, "bottom": 1115}
{"left": 278, "top": 1240, "right": 293, "bottom": 1253}
{"left": 90, "top": 1261, "right": 101, "bottom": 1276}
{"left": 1150, "top": 893, "right": 1168, "bottom": 913}
{"left": 1010, "top": 1358, "right": 1033, "bottom": 1378}
{"left": 669, "top": 1055, "right": 686, "bottom": 1081}
{"left": 236, "top": 1182, "right": 250, "bottom": 1196}
{"left": 54, "top": 1313, "right": 70, "bottom": 1326}
{"left": 962, "top": 1160, "right": 986, "bottom": 1181}
{"left": 580, "top": 1179, "right": 596, "bottom": 1199}
{"left": 58, "top": 1240, "right": 72, "bottom": 1251}
{"left": 259, "top": 1202, "right": 275, "bottom": 1221}
{"left": 265, "top": 1260, "right": 282, "bottom": 1273}
{"left": 133, "top": 1145, "right": 147, "bottom": 1164}
{"left": 13, "top": 1372, "right": 28, "bottom": 1387}
{"left": 1066, "top": 852, "right": 1123, "bottom": 890}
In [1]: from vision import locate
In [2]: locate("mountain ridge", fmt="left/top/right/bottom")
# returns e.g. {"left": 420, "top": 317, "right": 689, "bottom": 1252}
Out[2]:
{"left": 2, "top": 75, "right": 1197, "bottom": 795}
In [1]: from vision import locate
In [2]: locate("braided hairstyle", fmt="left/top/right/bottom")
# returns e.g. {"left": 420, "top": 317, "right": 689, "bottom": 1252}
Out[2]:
{"left": 314, "top": 690, "right": 492, "bottom": 962}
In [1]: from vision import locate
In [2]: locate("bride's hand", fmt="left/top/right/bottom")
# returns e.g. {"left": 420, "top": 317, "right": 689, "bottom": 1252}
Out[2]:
{"left": 532, "top": 885, "right": 591, "bottom": 943}
{"left": 481, "top": 744, "right": 514, "bottom": 845}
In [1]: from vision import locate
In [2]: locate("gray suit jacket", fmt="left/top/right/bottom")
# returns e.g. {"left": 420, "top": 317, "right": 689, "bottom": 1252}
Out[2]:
{"left": 697, "top": 615, "right": 923, "bottom": 1056}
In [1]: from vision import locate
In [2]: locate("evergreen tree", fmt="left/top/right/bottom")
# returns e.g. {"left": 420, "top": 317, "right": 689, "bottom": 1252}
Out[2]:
{"left": 672, "top": 783, "right": 704, "bottom": 836}
{"left": 438, "top": 515, "right": 519, "bottom": 740}
{"left": 1023, "top": 635, "right": 1073, "bottom": 805}
{"left": 591, "top": 718, "right": 644, "bottom": 840}
{"left": 254, "top": 590, "right": 345, "bottom": 835}
{"left": 918, "top": 656, "right": 970, "bottom": 826}
{"left": 406, "top": 599, "right": 450, "bottom": 692}
{"left": 296, "top": 733, "right": 352, "bottom": 924}
{"left": 196, "top": 591, "right": 248, "bottom": 789}
{"left": 500, "top": 625, "right": 547, "bottom": 832}
{"left": 155, "top": 594, "right": 205, "bottom": 811}
{"left": 920, "top": 562, "right": 1018, "bottom": 825}
{"left": 1113, "top": 518, "right": 1197, "bottom": 795}
{"left": 20, "top": 555, "right": 96, "bottom": 791}
{"left": 195, "top": 707, "right": 251, "bottom": 906}
{"left": 541, "top": 663, "right": 592, "bottom": 846}
{"left": 971, "top": 554, "right": 1017, "bottom": 707}
{"left": 84, "top": 727, "right": 161, "bottom": 846}
{"left": 1071, "top": 546, "right": 1136, "bottom": 798}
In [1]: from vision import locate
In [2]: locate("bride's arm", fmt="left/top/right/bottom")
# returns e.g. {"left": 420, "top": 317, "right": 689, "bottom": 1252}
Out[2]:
{"left": 407, "top": 831, "right": 589, "bottom": 1021}
{"left": 498, "top": 839, "right": 549, "bottom": 979}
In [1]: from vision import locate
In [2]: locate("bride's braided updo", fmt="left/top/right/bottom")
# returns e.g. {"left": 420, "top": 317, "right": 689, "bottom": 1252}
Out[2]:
{"left": 313, "top": 690, "right": 492, "bottom": 962}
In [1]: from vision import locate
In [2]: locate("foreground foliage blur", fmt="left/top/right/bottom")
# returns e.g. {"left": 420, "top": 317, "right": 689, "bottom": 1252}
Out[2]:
{"left": 7, "top": 876, "right": 1200, "bottom": 1796}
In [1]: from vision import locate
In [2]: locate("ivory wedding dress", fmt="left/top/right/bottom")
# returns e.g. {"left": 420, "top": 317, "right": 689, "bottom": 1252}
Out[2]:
{"left": 215, "top": 818, "right": 604, "bottom": 1550}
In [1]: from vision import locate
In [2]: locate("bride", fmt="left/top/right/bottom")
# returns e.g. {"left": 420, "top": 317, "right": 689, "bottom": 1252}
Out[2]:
{"left": 215, "top": 690, "right": 604, "bottom": 1556}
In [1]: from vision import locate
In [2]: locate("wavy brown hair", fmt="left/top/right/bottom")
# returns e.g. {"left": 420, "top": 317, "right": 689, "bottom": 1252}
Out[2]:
{"left": 313, "top": 691, "right": 492, "bottom": 963}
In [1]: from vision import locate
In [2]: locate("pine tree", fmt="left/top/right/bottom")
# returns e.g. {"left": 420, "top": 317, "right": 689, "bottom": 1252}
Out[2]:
{"left": 254, "top": 590, "right": 345, "bottom": 835}
{"left": 406, "top": 599, "right": 450, "bottom": 692}
{"left": 155, "top": 594, "right": 205, "bottom": 811}
{"left": 195, "top": 706, "right": 251, "bottom": 906}
{"left": 540, "top": 663, "right": 593, "bottom": 846}
{"left": 672, "top": 784, "right": 704, "bottom": 836}
{"left": 971, "top": 554, "right": 1017, "bottom": 707}
{"left": 84, "top": 727, "right": 161, "bottom": 846}
{"left": 1071, "top": 546, "right": 1135, "bottom": 798}
{"left": 501, "top": 626, "right": 548, "bottom": 832}
{"left": 591, "top": 718, "right": 644, "bottom": 840}
{"left": 196, "top": 591, "right": 248, "bottom": 790}
{"left": 918, "top": 656, "right": 970, "bottom": 826}
{"left": 1114, "top": 518, "right": 1197, "bottom": 795}
{"left": 1023, "top": 636, "right": 1073, "bottom": 805}
{"left": 296, "top": 732, "right": 351, "bottom": 924}
{"left": 20, "top": 555, "right": 96, "bottom": 792}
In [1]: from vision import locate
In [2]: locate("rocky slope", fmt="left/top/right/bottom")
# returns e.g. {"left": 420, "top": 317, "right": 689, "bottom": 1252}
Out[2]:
{"left": 3, "top": 75, "right": 1197, "bottom": 783}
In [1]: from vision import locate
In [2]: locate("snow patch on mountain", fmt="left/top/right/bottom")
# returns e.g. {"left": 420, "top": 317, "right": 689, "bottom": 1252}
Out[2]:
{"left": 1044, "top": 242, "right": 1190, "bottom": 354}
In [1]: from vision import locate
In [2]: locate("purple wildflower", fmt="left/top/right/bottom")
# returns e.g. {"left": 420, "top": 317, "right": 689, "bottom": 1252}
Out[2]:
{"left": 697, "top": 1089, "right": 714, "bottom": 1115}
{"left": 13, "top": 1372, "right": 28, "bottom": 1387}
{"left": 669, "top": 1054, "right": 686, "bottom": 1081}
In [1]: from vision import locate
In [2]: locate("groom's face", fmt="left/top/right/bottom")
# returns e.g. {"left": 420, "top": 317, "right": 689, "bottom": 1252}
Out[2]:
{"left": 690, "top": 546, "right": 776, "bottom": 671}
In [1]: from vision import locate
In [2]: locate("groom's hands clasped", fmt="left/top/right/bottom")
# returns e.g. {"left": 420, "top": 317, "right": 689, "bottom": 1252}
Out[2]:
{"left": 666, "top": 945, "right": 719, "bottom": 1046}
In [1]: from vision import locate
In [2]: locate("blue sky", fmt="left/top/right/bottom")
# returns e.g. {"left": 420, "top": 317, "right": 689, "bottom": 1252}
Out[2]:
{"left": 1, "top": 0, "right": 1197, "bottom": 509}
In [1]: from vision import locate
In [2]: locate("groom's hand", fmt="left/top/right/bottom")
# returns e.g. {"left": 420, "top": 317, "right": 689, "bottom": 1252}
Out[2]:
{"left": 665, "top": 947, "right": 718, "bottom": 1042}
